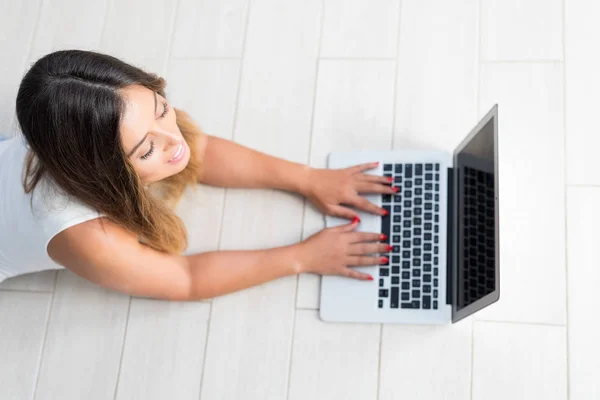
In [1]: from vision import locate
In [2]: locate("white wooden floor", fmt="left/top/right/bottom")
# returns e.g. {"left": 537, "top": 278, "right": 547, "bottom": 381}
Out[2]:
{"left": 1, "top": 0, "right": 597, "bottom": 399}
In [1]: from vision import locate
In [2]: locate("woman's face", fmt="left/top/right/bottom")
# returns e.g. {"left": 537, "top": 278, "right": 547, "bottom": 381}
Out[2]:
{"left": 120, "top": 84, "right": 190, "bottom": 185}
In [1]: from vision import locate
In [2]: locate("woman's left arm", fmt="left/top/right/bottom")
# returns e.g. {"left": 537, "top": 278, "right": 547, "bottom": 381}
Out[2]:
{"left": 196, "top": 134, "right": 399, "bottom": 219}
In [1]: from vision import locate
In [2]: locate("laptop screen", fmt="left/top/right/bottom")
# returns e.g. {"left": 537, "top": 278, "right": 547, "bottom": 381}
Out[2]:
{"left": 451, "top": 105, "right": 499, "bottom": 323}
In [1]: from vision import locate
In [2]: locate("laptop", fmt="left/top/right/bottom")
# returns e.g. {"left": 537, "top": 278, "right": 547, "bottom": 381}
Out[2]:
{"left": 320, "top": 104, "right": 499, "bottom": 324}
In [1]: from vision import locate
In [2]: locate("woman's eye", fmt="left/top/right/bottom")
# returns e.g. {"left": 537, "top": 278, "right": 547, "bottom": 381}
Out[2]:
{"left": 140, "top": 140, "right": 155, "bottom": 160}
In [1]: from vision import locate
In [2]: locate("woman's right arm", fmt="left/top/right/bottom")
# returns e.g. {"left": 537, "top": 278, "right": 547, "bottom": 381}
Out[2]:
{"left": 48, "top": 217, "right": 387, "bottom": 301}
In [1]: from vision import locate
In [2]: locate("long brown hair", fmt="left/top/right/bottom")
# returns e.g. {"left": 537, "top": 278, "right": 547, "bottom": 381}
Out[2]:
{"left": 16, "top": 49, "right": 203, "bottom": 254}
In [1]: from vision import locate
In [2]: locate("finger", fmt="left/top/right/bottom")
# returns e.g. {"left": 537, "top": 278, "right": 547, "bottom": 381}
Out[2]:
{"left": 337, "top": 214, "right": 361, "bottom": 233}
{"left": 358, "top": 174, "right": 394, "bottom": 185}
{"left": 347, "top": 255, "right": 387, "bottom": 266}
{"left": 355, "top": 182, "right": 399, "bottom": 195}
{"left": 329, "top": 205, "right": 360, "bottom": 224}
{"left": 347, "top": 162, "right": 379, "bottom": 174}
{"left": 347, "top": 231, "right": 388, "bottom": 243}
{"left": 341, "top": 267, "right": 374, "bottom": 281}
{"left": 347, "top": 242, "right": 393, "bottom": 256}
{"left": 350, "top": 196, "right": 387, "bottom": 216}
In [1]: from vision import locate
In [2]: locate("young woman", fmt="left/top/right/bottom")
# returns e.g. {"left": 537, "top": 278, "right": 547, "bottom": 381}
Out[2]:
{"left": 0, "top": 50, "right": 398, "bottom": 301}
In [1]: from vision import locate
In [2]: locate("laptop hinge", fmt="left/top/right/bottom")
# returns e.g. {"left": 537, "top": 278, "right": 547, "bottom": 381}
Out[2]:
{"left": 446, "top": 167, "right": 454, "bottom": 305}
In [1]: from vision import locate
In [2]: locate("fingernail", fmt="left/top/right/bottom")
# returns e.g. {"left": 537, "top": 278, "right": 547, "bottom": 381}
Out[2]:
{"left": 367, "top": 275, "right": 374, "bottom": 281}
{"left": 380, "top": 257, "right": 389, "bottom": 264}
{"left": 351, "top": 216, "right": 361, "bottom": 224}
{"left": 386, "top": 245, "right": 393, "bottom": 251}
{"left": 382, "top": 209, "right": 389, "bottom": 216}
{"left": 392, "top": 187, "right": 400, "bottom": 192}
{"left": 380, "top": 234, "right": 387, "bottom": 241}
{"left": 374, "top": 162, "right": 379, "bottom": 166}
{"left": 387, "top": 177, "right": 394, "bottom": 182}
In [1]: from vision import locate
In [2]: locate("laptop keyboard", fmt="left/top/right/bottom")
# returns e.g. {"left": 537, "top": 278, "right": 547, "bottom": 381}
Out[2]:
{"left": 378, "top": 163, "right": 442, "bottom": 310}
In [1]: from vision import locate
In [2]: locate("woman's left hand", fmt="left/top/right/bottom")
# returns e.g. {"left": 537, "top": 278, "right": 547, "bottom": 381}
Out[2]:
{"left": 304, "top": 162, "right": 400, "bottom": 220}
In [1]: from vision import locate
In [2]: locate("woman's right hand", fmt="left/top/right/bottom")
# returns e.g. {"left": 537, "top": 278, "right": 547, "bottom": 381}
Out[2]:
{"left": 294, "top": 217, "right": 390, "bottom": 280}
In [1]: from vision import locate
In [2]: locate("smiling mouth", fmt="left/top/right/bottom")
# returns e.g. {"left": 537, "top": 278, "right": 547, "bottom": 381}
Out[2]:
{"left": 168, "top": 143, "right": 184, "bottom": 163}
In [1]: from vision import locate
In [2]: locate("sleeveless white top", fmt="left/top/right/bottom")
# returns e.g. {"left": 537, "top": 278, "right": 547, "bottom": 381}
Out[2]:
{"left": 0, "top": 135, "right": 105, "bottom": 283}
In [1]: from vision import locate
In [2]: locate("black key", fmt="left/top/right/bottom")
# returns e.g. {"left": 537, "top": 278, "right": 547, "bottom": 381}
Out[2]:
{"left": 423, "top": 274, "right": 431, "bottom": 282}
{"left": 434, "top": 278, "right": 439, "bottom": 287}
{"left": 414, "top": 208, "right": 422, "bottom": 216}
{"left": 394, "top": 194, "right": 402, "bottom": 202}
{"left": 424, "top": 243, "right": 432, "bottom": 251}
{"left": 415, "top": 164, "right": 423, "bottom": 176}
{"left": 412, "top": 289, "right": 420, "bottom": 298}
{"left": 394, "top": 205, "right": 402, "bottom": 213}
{"left": 414, "top": 228, "right": 422, "bottom": 235}
{"left": 434, "top": 236, "right": 439, "bottom": 244}
{"left": 401, "top": 282, "right": 410, "bottom": 290}
{"left": 403, "top": 240, "right": 411, "bottom": 248}
{"left": 412, "top": 279, "right": 420, "bottom": 287}
{"left": 433, "top": 300, "right": 438, "bottom": 309}
{"left": 394, "top": 176, "right": 402, "bottom": 184}
{"left": 403, "top": 220, "right": 411, "bottom": 228}
{"left": 434, "top": 256, "right": 438, "bottom": 265}
{"left": 434, "top": 268, "right": 439, "bottom": 276}
{"left": 395, "top": 164, "right": 402, "bottom": 173}
{"left": 379, "top": 289, "right": 389, "bottom": 297}
{"left": 403, "top": 210, "right": 411, "bottom": 218}
{"left": 425, "top": 233, "right": 432, "bottom": 240}
{"left": 426, "top": 163, "right": 433, "bottom": 171}
{"left": 433, "top": 289, "right": 438, "bottom": 298}
{"left": 402, "top": 261, "right": 410, "bottom": 269}
{"left": 393, "top": 245, "right": 401, "bottom": 252}
{"left": 393, "top": 235, "right": 401, "bottom": 243}
{"left": 424, "top": 213, "right": 432, "bottom": 221}
{"left": 425, "top": 192, "right": 432, "bottom": 200}
{"left": 425, "top": 223, "right": 432, "bottom": 230}
{"left": 413, "top": 248, "right": 421, "bottom": 257}
{"left": 383, "top": 194, "right": 392, "bottom": 204}
{"left": 392, "top": 266, "right": 400, "bottom": 274}
{"left": 423, "top": 295, "right": 431, "bottom": 309}
{"left": 393, "top": 225, "right": 400, "bottom": 233}
{"left": 401, "top": 292, "right": 410, "bottom": 301}
{"left": 425, "top": 173, "right": 433, "bottom": 181}
{"left": 413, "top": 238, "right": 421, "bottom": 246}
{"left": 413, "top": 217, "right": 422, "bottom": 225}
{"left": 393, "top": 215, "right": 401, "bottom": 223}
{"left": 392, "top": 255, "right": 400, "bottom": 263}
{"left": 424, "top": 253, "right": 432, "bottom": 262}
{"left": 415, "top": 178, "right": 423, "bottom": 186}
{"left": 381, "top": 205, "right": 391, "bottom": 243}
{"left": 413, "top": 269, "right": 421, "bottom": 277}
{"left": 406, "top": 164, "right": 413, "bottom": 178}
{"left": 424, "top": 263, "right": 432, "bottom": 272}
{"left": 403, "top": 230, "right": 411, "bottom": 238}
{"left": 384, "top": 164, "right": 393, "bottom": 171}
{"left": 404, "top": 200, "right": 412, "bottom": 207}
{"left": 405, "top": 190, "right": 412, "bottom": 198}
{"left": 380, "top": 268, "right": 389, "bottom": 276}
{"left": 423, "top": 285, "right": 431, "bottom": 293}
{"left": 435, "top": 194, "right": 439, "bottom": 201}
{"left": 401, "top": 303, "right": 414, "bottom": 309}
{"left": 391, "top": 287, "right": 399, "bottom": 308}
{"left": 435, "top": 174, "right": 439, "bottom": 181}
{"left": 434, "top": 215, "right": 439, "bottom": 223}
{"left": 413, "top": 258, "right": 421, "bottom": 267}
{"left": 425, "top": 203, "right": 432, "bottom": 210}
{"left": 435, "top": 183, "right": 439, "bottom": 191}
{"left": 415, "top": 188, "right": 422, "bottom": 196}
{"left": 434, "top": 225, "right": 439, "bottom": 233}
{"left": 405, "top": 181, "right": 412, "bottom": 189}
{"left": 379, "top": 278, "right": 384, "bottom": 287}
{"left": 378, "top": 299, "right": 384, "bottom": 308}
{"left": 434, "top": 246, "right": 438, "bottom": 255}
{"left": 391, "top": 276, "right": 400, "bottom": 284}
{"left": 425, "top": 183, "right": 432, "bottom": 190}
{"left": 402, "top": 250, "right": 411, "bottom": 258}
{"left": 412, "top": 300, "right": 420, "bottom": 308}
{"left": 414, "top": 198, "right": 422, "bottom": 205}
{"left": 435, "top": 164, "right": 439, "bottom": 171}
{"left": 384, "top": 173, "right": 392, "bottom": 180}
{"left": 402, "top": 271, "right": 410, "bottom": 279}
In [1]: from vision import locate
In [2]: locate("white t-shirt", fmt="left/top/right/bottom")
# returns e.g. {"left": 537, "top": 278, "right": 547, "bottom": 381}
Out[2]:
{"left": 0, "top": 135, "right": 105, "bottom": 283}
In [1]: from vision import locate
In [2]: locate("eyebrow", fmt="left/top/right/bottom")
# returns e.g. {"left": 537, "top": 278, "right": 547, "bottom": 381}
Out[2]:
{"left": 127, "top": 91, "right": 158, "bottom": 157}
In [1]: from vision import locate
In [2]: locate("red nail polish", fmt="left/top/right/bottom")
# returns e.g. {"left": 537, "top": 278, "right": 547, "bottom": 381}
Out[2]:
{"left": 392, "top": 187, "right": 399, "bottom": 192}
{"left": 387, "top": 177, "right": 394, "bottom": 182}
{"left": 351, "top": 216, "right": 361, "bottom": 224}
{"left": 374, "top": 162, "right": 379, "bottom": 166}
{"left": 386, "top": 245, "right": 393, "bottom": 251}
{"left": 380, "top": 257, "right": 389, "bottom": 264}
{"left": 380, "top": 234, "right": 387, "bottom": 241}
{"left": 367, "top": 275, "right": 374, "bottom": 281}
{"left": 382, "top": 209, "right": 389, "bottom": 216}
